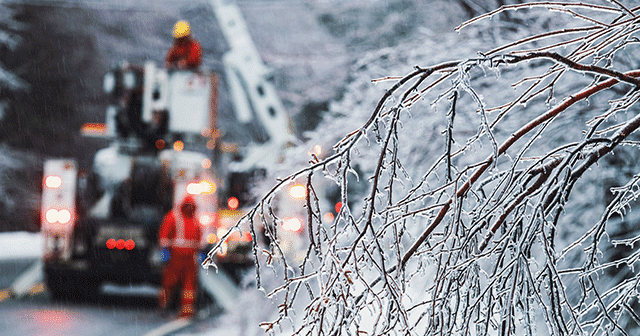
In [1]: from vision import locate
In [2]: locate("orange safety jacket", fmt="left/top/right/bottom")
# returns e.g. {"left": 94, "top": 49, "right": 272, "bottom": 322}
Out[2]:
{"left": 158, "top": 210, "right": 202, "bottom": 256}
{"left": 166, "top": 39, "right": 202, "bottom": 70}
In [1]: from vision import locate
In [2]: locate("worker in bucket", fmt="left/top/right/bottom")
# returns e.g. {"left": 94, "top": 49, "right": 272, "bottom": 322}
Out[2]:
{"left": 157, "top": 195, "right": 202, "bottom": 319}
{"left": 166, "top": 20, "right": 202, "bottom": 70}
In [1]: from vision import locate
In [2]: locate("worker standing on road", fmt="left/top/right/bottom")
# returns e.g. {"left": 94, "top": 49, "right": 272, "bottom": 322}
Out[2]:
{"left": 166, "top": 20, "right": 202, "bottom": 70}
{"left": 158, "top": 195, "right": 202, "bottom": 319}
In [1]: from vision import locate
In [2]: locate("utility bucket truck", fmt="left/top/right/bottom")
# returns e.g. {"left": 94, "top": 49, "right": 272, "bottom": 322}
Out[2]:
{"left": 41, "top": 63, "right": 228, "bottom": 301}
{"left": 41, "top": 0, "right": 310, "bottom": 301}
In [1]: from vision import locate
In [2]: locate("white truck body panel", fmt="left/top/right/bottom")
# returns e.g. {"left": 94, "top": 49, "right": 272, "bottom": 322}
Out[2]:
{"left": 41, "top": 159, "right": 78, "bottom": 261}
{"left": 160, "top": 149, "right": 218, "bottom": 246}
{"left": 41, "top": 159, "right": 77, "bottom": 234}
{"left": 142, "top": 62, "right": 215, "bottom": 136}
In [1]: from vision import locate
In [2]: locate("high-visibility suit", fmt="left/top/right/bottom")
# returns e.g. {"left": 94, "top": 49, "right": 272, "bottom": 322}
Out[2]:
{"left": 165, "top": 37, "right": 202, "bottom": 70}
{"left": 158, "top": 195, "right": 202, "bottom": 318}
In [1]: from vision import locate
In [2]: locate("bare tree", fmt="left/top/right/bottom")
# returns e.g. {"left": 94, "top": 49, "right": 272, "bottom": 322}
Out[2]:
{"left": 206, "top": 2, "right": 640, "bottom": 335}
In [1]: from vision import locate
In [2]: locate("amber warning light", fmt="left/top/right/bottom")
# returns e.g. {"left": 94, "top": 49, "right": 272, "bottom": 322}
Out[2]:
{"left": 81, "top": 123, "right": 107, "bottom": 137}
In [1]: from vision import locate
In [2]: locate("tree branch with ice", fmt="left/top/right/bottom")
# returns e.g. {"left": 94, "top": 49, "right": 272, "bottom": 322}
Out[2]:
{"left": 207, "top": 1, "right": 640, "bottom": 335}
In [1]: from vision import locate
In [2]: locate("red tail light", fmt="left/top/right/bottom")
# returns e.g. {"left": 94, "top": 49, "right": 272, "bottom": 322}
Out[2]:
{"left": 227, "top": 197, "right": 239, "bottom": 210}
{"left": 106, "top": 238, "right": 135, "bottom": 250}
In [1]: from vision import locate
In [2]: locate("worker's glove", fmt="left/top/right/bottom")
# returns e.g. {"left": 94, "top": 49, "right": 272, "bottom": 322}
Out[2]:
{"left": 159, "top": 248, "right": 171, "bottom": 263}
{"left": 197, "top": 251, "right": 206, "bottom": 264}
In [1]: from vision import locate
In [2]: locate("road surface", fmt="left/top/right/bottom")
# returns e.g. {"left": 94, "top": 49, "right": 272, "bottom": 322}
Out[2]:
{"left": 0, "top": 257, "right": 229, "bottom": 336}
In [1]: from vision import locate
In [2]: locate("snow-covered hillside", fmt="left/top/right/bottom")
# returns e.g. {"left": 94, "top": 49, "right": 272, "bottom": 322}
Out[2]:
{"left": 237, "top": 1, "right": 640, "bottom": 335}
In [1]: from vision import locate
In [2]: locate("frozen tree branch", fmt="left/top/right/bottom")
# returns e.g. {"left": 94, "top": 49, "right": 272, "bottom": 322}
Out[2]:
{"left": 207, "top": 1, "right": 640, "bottom": 335}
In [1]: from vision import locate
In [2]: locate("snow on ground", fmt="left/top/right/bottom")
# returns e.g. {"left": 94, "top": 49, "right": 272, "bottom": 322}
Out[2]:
{"left": 0, "top": 231, "right": 42, "bottom": 260}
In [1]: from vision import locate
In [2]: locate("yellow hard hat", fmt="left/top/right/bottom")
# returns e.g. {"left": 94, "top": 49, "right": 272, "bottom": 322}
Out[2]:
{"left": 173, "top": 20, "right": 191, "bottom": 38}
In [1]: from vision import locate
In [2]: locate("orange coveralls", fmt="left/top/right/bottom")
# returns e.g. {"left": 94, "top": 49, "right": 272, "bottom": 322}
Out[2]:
{"left": 158, "top": 195, "right": 202, "bottom": 318}
{"left": 165, "top": 38, "right": 202, "bottom": 70}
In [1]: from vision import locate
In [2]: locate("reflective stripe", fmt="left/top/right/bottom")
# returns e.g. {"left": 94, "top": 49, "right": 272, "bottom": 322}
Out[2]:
{"left": 168, "top": 212, "right": 199, "bottom": 249}
{"left": 172, "top": 238, "right": 200, "bottom": 249}
{"left": 182, "top": 290, "right": 195, "bottom": 300}
{"left": 158, "top": 288, "right": 167, "bottom": 309}
{"left": 180, "top": 304, "right": 194, "bottom": 317}
{"left": 175, "top": 212, "right": 185, "bottom": 242}
{"left": 159, "top": 238, "right": 171, "bottom": 247}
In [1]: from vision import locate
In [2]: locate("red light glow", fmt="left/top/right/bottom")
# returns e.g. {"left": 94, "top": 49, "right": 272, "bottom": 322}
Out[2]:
{"left": 227, "top": 197, "right": 239, "bottom": 210}
{"left": 106, "top": 239, "right": 116, "bottom": 249}
{"left": 116, "top": 239, "right": 125, "bottom": 250}
{"left": 31, "top": 309, "right": 77, "bottom": 328}
{"left": 124, "top": 239, "right": 135, "bottom": 250}
{"left": 155, "top": 139, "right": 165, "bottom": 149}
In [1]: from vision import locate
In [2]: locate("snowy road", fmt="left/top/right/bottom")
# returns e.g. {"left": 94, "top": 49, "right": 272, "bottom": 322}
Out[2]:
{"left": 0, "top": 233, "right": 242, "bottom": 336}
{"left": 0, "top": 257, "right": 172, "bottom": 336}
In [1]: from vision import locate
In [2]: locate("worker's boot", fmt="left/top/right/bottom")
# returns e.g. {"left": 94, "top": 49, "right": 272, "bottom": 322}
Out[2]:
{"left": 178, "top": 289, "right": 196, "bottom": 319}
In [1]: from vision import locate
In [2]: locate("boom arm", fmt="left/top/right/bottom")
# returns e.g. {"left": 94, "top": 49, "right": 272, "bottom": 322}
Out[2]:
{"left": 209, "top": 0, "right": 295, "bottom": 163}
